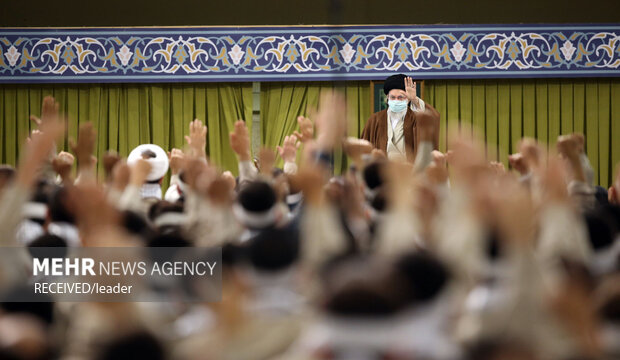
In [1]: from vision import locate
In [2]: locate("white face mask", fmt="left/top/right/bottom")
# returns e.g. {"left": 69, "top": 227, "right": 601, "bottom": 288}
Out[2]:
{"left": 388, "top": 99, "right": 408, "bottom": 112}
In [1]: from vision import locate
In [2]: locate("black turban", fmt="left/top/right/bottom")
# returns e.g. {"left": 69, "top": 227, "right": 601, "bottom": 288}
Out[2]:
{"left": 383, "top": 73, "right": 407, "bottom": 95}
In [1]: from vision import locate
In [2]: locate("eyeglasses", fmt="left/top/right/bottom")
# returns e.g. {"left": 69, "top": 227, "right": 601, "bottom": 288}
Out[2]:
{"left": 387, "top": 95, "right": 407, "bottom": 101}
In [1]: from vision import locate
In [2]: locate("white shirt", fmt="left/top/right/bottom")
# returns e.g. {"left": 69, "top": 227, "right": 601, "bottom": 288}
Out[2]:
{"left": 386, "top": 99, "right": 426, "bottom": 158}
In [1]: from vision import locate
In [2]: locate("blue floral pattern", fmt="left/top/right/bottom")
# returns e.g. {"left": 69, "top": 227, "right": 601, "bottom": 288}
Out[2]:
{"left": 1, "top": 25, "right": 618, "bottom": 83}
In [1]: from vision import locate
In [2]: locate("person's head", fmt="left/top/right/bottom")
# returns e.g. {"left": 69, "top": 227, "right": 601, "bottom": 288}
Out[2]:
{"left": 148, "top": 201, "right": 186, "bottom": 234}
{"left": 234, "top": 180, "right": 281, "bottom": 229}
{"left": 245, "top": 226, "right": 300, "bottom": 273}
{"left": 363, "top": 161, "right": 386, "bottom": 191}
{"left": 27, "top": 234, "right": 68, "bottom": 260}
{"left": 48, "top": 186, "right": 75, "bottom": 224}
{"left": 121, "top": 210, "right": 154, "bottom": 241}
{"left": 393, "top": 250, "right": 450, "bottom": 305}
{"left": 383, "top": 73, "right": 410, "bottom": 112}
{"left": 146, "top": 230, "right": 191, "bottom": 266}
{"left": 126, "top": 144, "right": 169, "bottom": 187}
{"left": 585, "top": 211, "right": 616, "bottom": 250}
{"left": 321, "top": 256, "right": 409, "bottom": 316}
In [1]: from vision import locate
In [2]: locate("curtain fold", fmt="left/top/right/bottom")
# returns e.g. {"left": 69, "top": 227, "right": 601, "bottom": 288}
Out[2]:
{"left": 260, "top": 81, "right": 371, "bottom": 173}
{"left": 0, "top": 83, "right": 253, "bottom": 189}
{"left": 425, "top": 78, "right": 620, "bottom": 188}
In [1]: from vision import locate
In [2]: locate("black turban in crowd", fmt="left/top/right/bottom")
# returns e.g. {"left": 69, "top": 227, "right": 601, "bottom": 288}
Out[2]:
{"left": 383, "top": 74, "right": 407, "bottom": 95}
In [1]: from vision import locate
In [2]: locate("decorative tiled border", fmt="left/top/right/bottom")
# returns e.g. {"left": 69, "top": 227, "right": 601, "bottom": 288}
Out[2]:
{"left": 1, "top": 25, "right": 619, "bottom": 83}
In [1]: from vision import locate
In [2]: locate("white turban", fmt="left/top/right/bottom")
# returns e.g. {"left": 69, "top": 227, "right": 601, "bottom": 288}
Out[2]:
{"left": 127, "top": 144, "right": 169, "bottom": 181}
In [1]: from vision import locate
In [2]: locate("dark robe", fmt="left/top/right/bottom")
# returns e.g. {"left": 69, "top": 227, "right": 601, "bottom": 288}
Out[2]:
{"left": 360, "top": 103, "right": 441, "bottom": 162}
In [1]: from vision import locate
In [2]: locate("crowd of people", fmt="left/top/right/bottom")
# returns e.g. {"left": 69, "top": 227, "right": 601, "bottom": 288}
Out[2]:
{"left": 0, "top": 90, "right": 618, "bottom": 360}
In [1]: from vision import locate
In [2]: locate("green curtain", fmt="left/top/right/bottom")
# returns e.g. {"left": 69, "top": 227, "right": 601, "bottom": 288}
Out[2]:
{"left": 0, "top": 83, "right": 253, "bottom": 189}
{"left": 425, "top": 78, "right": 620, "bottom": 188}
{"left": 260, "top": 81, "right": 371, "bottom": 173}
{"left": 2, "top": 79, "right": 617, "bottom": 187}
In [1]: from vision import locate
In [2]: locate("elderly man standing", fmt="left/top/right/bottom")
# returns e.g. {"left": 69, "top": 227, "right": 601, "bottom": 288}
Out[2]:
{"left": 361, "top": 74, "right": 440, "bottom": 161}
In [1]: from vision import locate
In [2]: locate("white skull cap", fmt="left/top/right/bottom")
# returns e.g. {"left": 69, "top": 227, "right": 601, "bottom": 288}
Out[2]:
{"left": 127, "top": 144, "right": 169, "bottom": 181}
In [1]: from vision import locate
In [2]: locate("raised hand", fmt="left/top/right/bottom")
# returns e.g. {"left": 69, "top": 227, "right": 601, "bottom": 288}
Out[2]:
{"left": 129, "top": 159, "right": 152, "bottom": 187}
{"left": 431, "top": 150, "right": 446, "bottom": 167}
{"left": 405, "top": 76, "right": 420, "bottom": 107}
{"left": 315, "top": 90, "right": 346, "bottom": 149}
{"left": 518, "top": 138, "right": 542, "bottom": 171}
{"left": 343, "top": 137, "right": 373, "bottom": 164}
{"left": 30, "top": 96, "right": 60, "bottom": 128}
{"left": 70, "top": 122, "right": 97, "bottom": 168}
{"left": 67, "top": 182, "right": 121, "bottom": 243}
{"left": 293, "top": 116, "right": 314, "bottom": 143}
{"left": 289, "top": 163, "right": 328, "bottom": 206}
{"left": 52, "top": 151, "right": 74, "bottom": 182}
{"left": 277, "top": 135, "right": 300, "bottom": 163}
{"left": 168, "top": 148, "right": 185, "bottom": 175}
{"left": 185, "top": 119, "right": 207, "bottom": 159}
{"left": 258, "top": 147, "right": 276, "bottom": 176}
{"left": 103, "top": 151, "right": 121, "bottom": 179}
{"left": 417, "top": 111, "right": 436, "bottom": 142}
{"left": 17, "top": 117, "right": 65, "bottom": 188}
{"left": 557, "top": 134, "right": 585, "bottom": 182}
{"left": 181, "top": 158, "right": 216, "bottom": 194}
{"left": 508, "top": 153, "right": 529, "bottom": 176}
{"left": 111, "top": 161, "right": 130, "bottom": 191}
{"left": 207, "top": 175, "right": 234, "bottom": 206}
{"left": 426, "top": 150, "right": 448, "bottom": 185}
{"left": 488, "top": 161, "right": 506, "bottom": 175}
{"left": 557, "top": 135, "right": 581, "bottom": 160}
{"left": 229, "top": 120, "right": 251, "bottom": 161}
{"left": 371, "top": 148, "right": 387, "bottom": 161}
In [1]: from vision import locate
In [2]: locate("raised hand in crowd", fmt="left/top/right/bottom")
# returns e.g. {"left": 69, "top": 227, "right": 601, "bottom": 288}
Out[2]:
{"left": 343, "top": 137, "right": 373, "bottom": 168}
{"left": 557, "top": 134, "right": 586, "bottom": 183}
{"left": 29, "top": 95, "right": 60, "bottom": 129}
{"left": 292, "top": 115, "right": 314, "bottom": 143}
{"left": 168, "top": 148, "right": 185, "bottom": 175}
{"left": 425, "top": 150, "right": 449, "bottom": 186}
{"left": 185, "top": 119, "right": 207, "bottom": 159}
{"left": 229, "top": 120, "right": 251, "bottom": 162}
{"left": 103, "top": 151, "right": 121, "bottom": 181}
{"left": 519, "top": 137, "right": 543, "bottom": 171}
{"left": 52, "top": 151, "right": 74, "bottom": 184}
{"left": 67, "top": 182, "right": 125, "bottom": 246}
{"left": 508, "top": 152, "right": 529, "bottom": 176}
{"left": 128, "top": 159, "right": 152, "bottom": 188}
{"left": 181, "top": 157, "right": 215, "bottom": 194}
{"left": 17, "top": 113, "right": 65, "bottom": 189}
{"left": 488, "top": 161, "right": 506, "bottom": 176}
{"left": 258, "top": 147, "right": 276, "bottom": 177}
{"left": 290, "top": 162, "right": 328, "bottom": 207}
{"left": 276, "top": 135, "right": 300, "bottom": 164}
{"left": 207, "top": 175, "right": 234, "bottom": 206}
{"left": 70, "top": 122, "right": 97, "bottom": 175}
{"left": 315, "top": 90, "right": 347, "bottom": 150}
{"left": 111, "top": 160, "right": 130, "bottom": 192}
{"left": 416, "top": 110, "right": 436, "bottom": 143}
